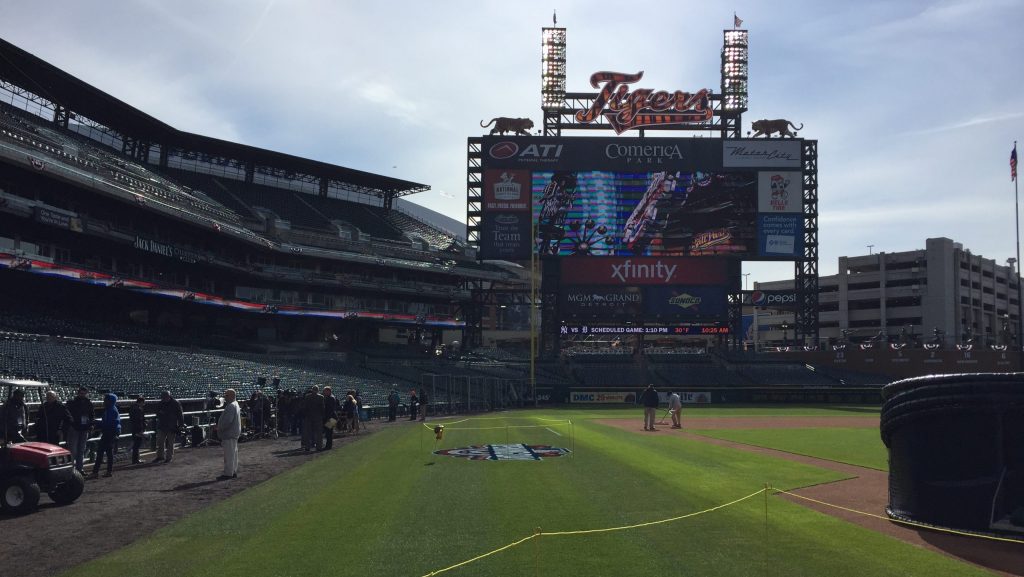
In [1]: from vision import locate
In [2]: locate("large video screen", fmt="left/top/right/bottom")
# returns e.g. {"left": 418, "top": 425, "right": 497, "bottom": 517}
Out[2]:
{"left": 533, "top": 170, "right": 754, "bottom": 256}
{"left": 477, "top": 136, "right": 804, "bottom": 261}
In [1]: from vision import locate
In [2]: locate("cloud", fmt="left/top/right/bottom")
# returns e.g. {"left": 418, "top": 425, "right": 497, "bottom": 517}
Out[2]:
{"left": 896, "top": 111, "right": 1024, "bottom": 137}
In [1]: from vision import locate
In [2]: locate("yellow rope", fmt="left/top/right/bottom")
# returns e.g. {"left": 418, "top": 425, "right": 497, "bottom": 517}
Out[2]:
{"left": 420, "top": 488, "right": 766, "bottom": 576}
{"left": 540, "top": 487, "right": 766, "bottom": 536}
{"left": 773, "top": 488, "right": 1024, "bottom": 545}
{"left": 421, "top": 533, "right": 538, "bottom": 577}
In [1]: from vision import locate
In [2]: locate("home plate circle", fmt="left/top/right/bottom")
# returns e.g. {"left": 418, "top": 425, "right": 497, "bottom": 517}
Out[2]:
{"left": 434, "top": 444, "right": 571, "bottom": 461}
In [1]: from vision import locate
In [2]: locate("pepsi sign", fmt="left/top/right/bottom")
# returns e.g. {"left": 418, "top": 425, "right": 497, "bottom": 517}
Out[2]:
{"left": 744, "top": 290, "right": 798, "bottom": 308}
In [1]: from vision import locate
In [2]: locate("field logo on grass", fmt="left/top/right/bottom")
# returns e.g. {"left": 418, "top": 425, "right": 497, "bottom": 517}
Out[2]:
{"left": 434, "top": 444, "right": 570, "bottom": 461}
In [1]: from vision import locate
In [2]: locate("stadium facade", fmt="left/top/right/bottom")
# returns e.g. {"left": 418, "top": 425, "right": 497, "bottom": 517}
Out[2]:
{"left": 753, "top": 237, "right": 1021, "bottom": 348}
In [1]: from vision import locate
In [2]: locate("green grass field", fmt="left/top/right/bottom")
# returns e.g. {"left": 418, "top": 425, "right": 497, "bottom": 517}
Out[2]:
{"left": 61, "top": 406, "right": 996, "bottom": 577}
{"left": 691, "top": 428, "right": 889, "bottom": 471}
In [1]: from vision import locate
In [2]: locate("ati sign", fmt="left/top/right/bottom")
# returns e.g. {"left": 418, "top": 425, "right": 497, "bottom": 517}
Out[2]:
{"left": 488, "top": 141, "right": 564, "bottom": 164}
{"left": 575, "top": 71, "right": 713, "bottom": 134}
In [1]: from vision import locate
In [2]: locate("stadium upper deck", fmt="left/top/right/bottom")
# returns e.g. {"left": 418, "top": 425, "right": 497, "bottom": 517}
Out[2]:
{"left": 0, "top": 37, "right": 516, "bottom": 347}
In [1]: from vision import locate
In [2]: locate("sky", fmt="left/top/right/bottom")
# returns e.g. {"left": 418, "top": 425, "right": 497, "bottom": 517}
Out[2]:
{"left": 1, "top": 0, "right": 1022, "bottom": 284}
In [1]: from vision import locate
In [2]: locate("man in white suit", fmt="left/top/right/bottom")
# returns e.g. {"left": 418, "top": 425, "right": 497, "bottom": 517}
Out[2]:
{"left": 217, "top": 389, "right": 241, "bottom": 480}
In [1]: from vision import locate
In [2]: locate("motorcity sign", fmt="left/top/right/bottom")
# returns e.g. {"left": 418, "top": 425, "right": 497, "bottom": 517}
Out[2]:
{"left": 743, "top": 290, "right": 799, "bottom": 308}
{"left": 574, "top": 71, "right": 713, "bottom": 134}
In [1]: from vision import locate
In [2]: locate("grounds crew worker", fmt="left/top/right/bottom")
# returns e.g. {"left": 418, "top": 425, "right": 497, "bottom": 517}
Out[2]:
{"left": 640, "top": 384, "right": 660, "bottom": 431}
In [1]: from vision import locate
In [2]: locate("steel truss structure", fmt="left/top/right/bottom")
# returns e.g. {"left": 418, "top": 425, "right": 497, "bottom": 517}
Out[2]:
{"left": 796, "top": 140, "right": 819, "bottom": 346}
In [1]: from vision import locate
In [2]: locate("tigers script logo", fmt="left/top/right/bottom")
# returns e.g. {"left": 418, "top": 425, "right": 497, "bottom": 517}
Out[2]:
{"left": 575, "top": 71, "right": 712, "bottom": 134}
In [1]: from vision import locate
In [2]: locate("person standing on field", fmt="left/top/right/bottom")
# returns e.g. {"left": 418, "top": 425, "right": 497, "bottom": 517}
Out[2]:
{"left": 668, "top": 391, "right": 683, "bottom": 429}
{"left": 302, "top": 385, "right": 325, "bottom": 451}
{"left": 66, "top": 387, "right": 95, "bottom": 473}
{"left": 153, "top": 390, "right": 183, "bottom": 463}
{"left": 89, "top": 393, "right": 120, "bottom": 478}
{"left": 640, "top": 384, "right": 660, "bottom": 431}
{"left": 217, "top": 389, "right": 241, "bottom": 480}
{"left": 129, "top": 395, "right": 146, "bottom": 464}
{"left": 322, "top": 386, "right": 339, "bottom": 450}
{"left": 35, "top": 390, "right": 70, "bottom": 445}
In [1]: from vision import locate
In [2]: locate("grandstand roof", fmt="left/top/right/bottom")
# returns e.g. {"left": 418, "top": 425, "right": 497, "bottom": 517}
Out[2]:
{"left": 0, "top": 38, "right": 428, "bottom": 198}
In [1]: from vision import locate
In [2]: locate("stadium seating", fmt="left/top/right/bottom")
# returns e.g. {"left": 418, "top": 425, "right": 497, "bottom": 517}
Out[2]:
{"left": 731, "top": 363, "right": 838, "bottom": 386}
{"left": 383, "top": 209, "right": 456, "bottom": 250}
{"left": 1, "top": 106, "right": 246, "bottom": 228}
{"left": 304, "top": 196, "right": 405, "bottom": 241}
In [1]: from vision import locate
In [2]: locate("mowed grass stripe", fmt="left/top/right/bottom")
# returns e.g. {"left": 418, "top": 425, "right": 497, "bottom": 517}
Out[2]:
{"left": 60, "top": 411, "right": 993, "bottom": 577}
{"left": 691, "top": 427, "right": 889, "bottom": 471}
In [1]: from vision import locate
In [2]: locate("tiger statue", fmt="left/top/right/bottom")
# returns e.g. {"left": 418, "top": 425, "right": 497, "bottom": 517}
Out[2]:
{"left": 480, "top": 117, "right": 535, "bottom": 136}
{"left": 750, "top": 119, "right": 804, "bottom": 138}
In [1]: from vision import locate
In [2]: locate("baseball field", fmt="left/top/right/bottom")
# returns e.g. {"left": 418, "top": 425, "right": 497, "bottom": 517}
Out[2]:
{"left": 55, "top": 405, "right": 1014, "bottom": 577}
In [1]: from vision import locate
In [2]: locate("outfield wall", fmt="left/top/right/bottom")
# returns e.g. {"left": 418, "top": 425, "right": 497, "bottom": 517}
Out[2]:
{"left": 553, "top": 386, "right": 882, "bottom": 405}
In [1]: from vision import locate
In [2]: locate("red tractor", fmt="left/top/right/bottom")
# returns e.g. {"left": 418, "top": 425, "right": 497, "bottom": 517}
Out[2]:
{"left": 1, "top": 380, "right": 85, "bottom": 514}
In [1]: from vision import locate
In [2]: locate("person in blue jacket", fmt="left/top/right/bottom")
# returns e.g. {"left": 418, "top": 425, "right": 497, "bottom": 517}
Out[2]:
{"left": 90, "top": 393, "right": 121, "bottom": 478}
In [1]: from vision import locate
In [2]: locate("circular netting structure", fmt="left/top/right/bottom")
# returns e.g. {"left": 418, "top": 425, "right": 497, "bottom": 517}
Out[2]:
{"left": 881, "top": 373, "right": 1024, "bottom": 534}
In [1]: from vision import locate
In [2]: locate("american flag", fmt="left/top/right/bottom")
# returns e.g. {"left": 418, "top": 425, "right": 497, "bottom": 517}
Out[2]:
{"left": 1012, "top": 144, "right": 1018, "bottom": 182}
{"left": 734, "top": 13, "right": 744, "bottom": 28}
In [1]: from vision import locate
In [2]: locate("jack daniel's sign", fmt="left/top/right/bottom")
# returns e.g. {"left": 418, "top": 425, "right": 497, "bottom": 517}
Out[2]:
{"left": 575, "top": 71, "right": 712, "bottom": 134}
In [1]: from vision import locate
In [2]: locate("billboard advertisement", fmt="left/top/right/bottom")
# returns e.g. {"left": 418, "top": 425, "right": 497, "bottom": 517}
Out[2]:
{"left": 742, "top": 290, "right": 799, "bottom": 309}
{"left": 477, "top": 136, "right": 804, "bottom": 261}
{"left": 758, "top": 214, "right": 804, "bottom": 258}
{"left": 757, "top": 171, "right": 802, "bottom": 213}
{"left": 560, "top": 284, "right": 728, "bottom": 321}
{"left": 559, "top": 256, "right": 735, "bottom": 286}
{"left": 561, "top": 286, "right": 643, "bottom": 317}
{"left": 643, "top": 285, "right": 728, "bottom": 319}
{"left": 480, "top": 213, "right": 531, "bottom": 260}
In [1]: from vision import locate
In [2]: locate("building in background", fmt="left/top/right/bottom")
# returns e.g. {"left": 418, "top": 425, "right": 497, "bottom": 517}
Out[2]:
{"left": 752, "top": 238, "right": 1020, "bottom": 349}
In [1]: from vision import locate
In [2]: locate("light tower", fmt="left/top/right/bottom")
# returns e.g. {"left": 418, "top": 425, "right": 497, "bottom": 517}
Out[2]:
{"left": 720, "top": 28, "right": 748, "bottom": 138}
{"left": 541, "top": 13, "right": 566, "bottom": 137}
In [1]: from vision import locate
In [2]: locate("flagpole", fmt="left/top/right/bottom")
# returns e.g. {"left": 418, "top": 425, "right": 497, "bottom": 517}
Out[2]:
{"left": 1015, "top": 141, "right": 1022, "bottom": 367}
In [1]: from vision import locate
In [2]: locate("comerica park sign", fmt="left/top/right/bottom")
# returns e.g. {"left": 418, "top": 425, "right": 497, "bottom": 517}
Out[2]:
{"left": 575, "top": 71, "right": 713, "bottom": 134}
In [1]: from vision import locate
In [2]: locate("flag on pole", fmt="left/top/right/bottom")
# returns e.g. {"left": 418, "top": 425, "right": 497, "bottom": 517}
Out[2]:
{"left": 734, "top": 13, "right": 744, "bottom": 28}
{"left": 1012, "top": 144, "right": 1018, "bottom": 182}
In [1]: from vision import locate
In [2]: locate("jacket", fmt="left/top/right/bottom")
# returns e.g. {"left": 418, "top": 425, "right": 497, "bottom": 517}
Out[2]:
{"left": 640, "top": 388, "right": 660, "bottom": 408}
{"left": 67, "top": 395, "right": 96, "bottom": 432}
{"left": 155, "top": 397, "right": 184, "bottom": 432}
{"left": 35, "top": 400, "right": 71, "bottom": 444}
{"left": 129, "top": 402, "right": 146, "bottom": 435}
{"left": 304, "top": 392, "right": 325, "bottom": 422}
{"left": 323, "top": 394, "right": 339, "bottom": 420}
{"left": 217, "top": 401, "right": 242, "bottom": 440}
{"left": 99, "top": 393, "right": 121, "bottom": 435}
{"left": 1, "top": 397, "right": 29, "bottom": 441}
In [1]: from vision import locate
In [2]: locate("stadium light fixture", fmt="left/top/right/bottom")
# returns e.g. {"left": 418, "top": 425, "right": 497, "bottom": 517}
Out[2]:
{"left": 542, "top": 27, "right": 566, "bottom": 111}
{"left": 721, "top": 29, "right": 748, "bottom": 112}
